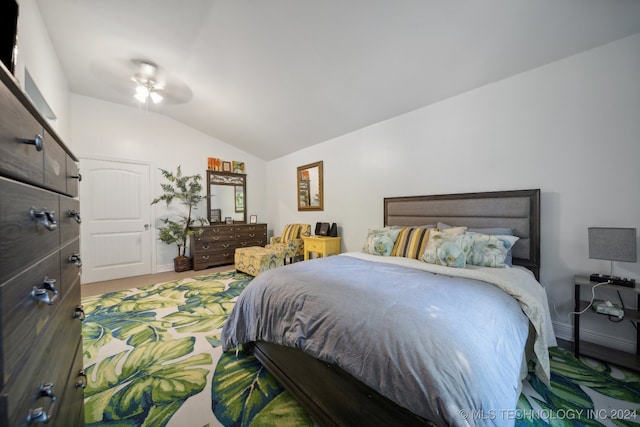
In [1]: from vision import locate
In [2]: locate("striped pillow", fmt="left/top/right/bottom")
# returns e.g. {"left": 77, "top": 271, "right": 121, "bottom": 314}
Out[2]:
{"left": 392, "top": 227, "right": 434, "bottom": 259}
{"left": 281, "top": 224, "right": 302, "bottom": 242}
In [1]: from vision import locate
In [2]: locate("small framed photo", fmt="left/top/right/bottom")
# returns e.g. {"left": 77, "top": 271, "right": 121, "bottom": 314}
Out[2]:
{"left": 233, "top": 161, "right": 245, "bottom": 174}
{"left": 207, "top": 157, "right": 221, "bottom": 171}
{"left": 249, "top": 215, "right": 257, "bottom": 224}
{"left": 225, "top": 216, "right": 233, "bottom": 224}
{"left": 222, "top": 161, "right": 231, "bottom": 172}
{"left": 210, "top": 209, "right": 221, "bottom": 223}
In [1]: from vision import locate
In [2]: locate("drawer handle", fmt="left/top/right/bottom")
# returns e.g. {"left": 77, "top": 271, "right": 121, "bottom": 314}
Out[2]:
{"left": 212, "top": 237, "right": 220, "bottom": 241}
{"left": 223, "top": 252, "right": 230, "bottom": 257}
{"left": 69, "top": 253, "right": 82, "bottom": 267}
{"left": 31, "top": 277, "right": 58, "bottom": 305}
{"left": 70, "top": 172, "right": 82, "bottom": 182}
{"left": 202, "top": 255, "right": 210, "bottom": 260}
{"left": 75, "top": 370, "right": 87, "bottom": 389}
{"left": 222, "top": 243, "right": 230, "bottom": 248}
{"left": 67, "top": 209, "right": 82, "bottom": 224}
{"left": 249, "top": 233, "right": 256, "bottom": 238}
{"left": 27, "top": 383, "right": 56, "bottom": 424}
{"left": 201, "top": 245, "right": 210, "bottom": 250}
{"left": 73, "top": 305, "right": 85, "bottom": 321}
{"left": 21, "top": 134, "right": 44, "bottom": 152}
{"left": 30, "top": 207, "right": 57, "bottom": 231}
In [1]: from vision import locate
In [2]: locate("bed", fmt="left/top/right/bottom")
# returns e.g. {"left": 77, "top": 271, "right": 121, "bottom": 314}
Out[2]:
{"left": 221, "top": 189, "right": 556, "bottom": 426}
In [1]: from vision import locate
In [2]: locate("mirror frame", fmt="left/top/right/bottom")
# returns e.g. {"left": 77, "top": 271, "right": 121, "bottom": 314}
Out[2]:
{"left": 297, "top": 161, "right": 323, "bottom": 211}
{"left": 207, "top": 170, "right": 247, "bottom": 223}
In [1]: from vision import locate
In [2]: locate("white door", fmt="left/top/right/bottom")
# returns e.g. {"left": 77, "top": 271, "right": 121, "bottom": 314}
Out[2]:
{"left": 79, "top": 157, "right": 153, "bottom": 284}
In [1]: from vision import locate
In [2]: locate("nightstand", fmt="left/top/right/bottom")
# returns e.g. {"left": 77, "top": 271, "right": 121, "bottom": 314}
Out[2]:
{"left": 574, "top": 275, "right": 640, "bottom": 370}
{"left": 303, "top": 236, "right": 341, "bottom": 260}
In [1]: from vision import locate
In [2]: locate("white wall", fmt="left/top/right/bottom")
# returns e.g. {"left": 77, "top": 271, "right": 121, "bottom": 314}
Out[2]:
{"left": 15, "top": 0, "right": 71, "bottom": 140}
{"left": 267, "top": 33, "right": 640, "bottom": 350}
{"left": 69, "top": 95, "right": 269, "bottom": 271}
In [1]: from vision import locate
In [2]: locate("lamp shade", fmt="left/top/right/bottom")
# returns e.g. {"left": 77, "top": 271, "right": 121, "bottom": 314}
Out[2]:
{"left": 588, "top": 227, "right": 637, "bottom": 262}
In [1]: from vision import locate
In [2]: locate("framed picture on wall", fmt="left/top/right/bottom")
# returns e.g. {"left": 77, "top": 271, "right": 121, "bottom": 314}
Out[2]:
{"left": 222, "top": 161, "right": 231, "bottom": 172}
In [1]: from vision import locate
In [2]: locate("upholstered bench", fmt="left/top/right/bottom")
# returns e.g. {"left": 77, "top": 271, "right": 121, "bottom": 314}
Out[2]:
{"left": 235, "top": 246, "right": 285, "bottom": 276}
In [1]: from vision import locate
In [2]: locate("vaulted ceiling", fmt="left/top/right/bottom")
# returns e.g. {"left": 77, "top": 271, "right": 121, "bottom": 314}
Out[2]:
{"left": 36, "top": 0, "right": 640, "bottom": 160}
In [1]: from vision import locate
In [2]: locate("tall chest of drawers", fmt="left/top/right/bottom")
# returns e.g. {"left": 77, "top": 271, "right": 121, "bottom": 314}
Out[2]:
{"left": 0, "top": 65, "right": 84, "bottom": 425}
{"left": 191, "top": 223, "right": 268, "bottom": 270}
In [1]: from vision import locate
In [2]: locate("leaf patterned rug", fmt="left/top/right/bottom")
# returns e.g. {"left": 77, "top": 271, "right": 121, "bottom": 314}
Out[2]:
{"left": 82, "top": 270, "right": 640, "bottom": 426}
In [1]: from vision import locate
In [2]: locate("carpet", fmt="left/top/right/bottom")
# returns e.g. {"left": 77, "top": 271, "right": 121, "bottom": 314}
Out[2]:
{"left": 82, "top": 271, "right": 640, "bottom": 426}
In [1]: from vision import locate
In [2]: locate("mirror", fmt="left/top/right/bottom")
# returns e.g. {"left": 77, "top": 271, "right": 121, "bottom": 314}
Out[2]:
{"left": 297, "top": 161, "right": 323, "bottom": 211}
{"left": 207, "top": 170, "right": 246, "bottom": 223}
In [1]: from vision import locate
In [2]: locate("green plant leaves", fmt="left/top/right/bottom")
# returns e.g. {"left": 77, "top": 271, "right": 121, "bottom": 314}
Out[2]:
{"left": 83, "top": 271, "right": 315, "bottom": 426}
{"left": 211, "top": 351, "right": 313, "bottom": 427}
{"left": 84, "top": 338, "right": 211, "bottom": 424}
{"left": 517, "top": 347, "right": 640, "bottom": 427}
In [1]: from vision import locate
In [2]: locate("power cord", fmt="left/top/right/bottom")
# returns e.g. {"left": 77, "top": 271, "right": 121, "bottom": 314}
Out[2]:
{"left": 566, "top": 281, "right": 608, "bottom": 324}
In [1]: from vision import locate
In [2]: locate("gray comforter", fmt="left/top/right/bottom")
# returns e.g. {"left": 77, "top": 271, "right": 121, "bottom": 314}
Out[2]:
{"left": 221, "top": 254, "right": 538, "bottom": 426}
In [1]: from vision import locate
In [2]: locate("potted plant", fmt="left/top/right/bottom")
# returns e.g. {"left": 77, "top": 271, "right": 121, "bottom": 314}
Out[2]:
{"left": 151, "top": 166, "right": 206, "bottom": 272}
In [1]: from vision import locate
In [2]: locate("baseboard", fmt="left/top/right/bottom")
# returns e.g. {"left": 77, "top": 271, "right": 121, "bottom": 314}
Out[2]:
{"left": 553, "top": 321, "right": 636, "bottom": 353}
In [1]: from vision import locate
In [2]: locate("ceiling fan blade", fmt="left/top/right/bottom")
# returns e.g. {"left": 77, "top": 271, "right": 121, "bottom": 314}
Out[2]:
{"left": 89, "top": 58, "right": 192, "bottom": 105}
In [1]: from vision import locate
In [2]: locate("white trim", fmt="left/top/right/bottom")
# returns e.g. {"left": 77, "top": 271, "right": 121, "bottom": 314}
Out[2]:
{"left": 553, "top": 321, "right": 636, "bottom": 353}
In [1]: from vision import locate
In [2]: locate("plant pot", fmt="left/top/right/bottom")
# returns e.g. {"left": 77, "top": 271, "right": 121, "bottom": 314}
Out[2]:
{"left": 174, "top": 256, "right": 193, "bottom": 272}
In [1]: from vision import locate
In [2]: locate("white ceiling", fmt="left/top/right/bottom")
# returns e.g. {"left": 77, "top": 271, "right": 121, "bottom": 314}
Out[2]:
{"left": 35, "top": 0, "right": 640, "bottom": 160}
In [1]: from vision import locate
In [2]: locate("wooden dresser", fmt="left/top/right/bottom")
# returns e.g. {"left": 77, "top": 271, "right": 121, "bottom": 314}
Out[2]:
{"left": 0, "top": 64, "right": 84, "bottom": 425}
{"left": 191, "top": 223, "right": 268, "bottom": 270}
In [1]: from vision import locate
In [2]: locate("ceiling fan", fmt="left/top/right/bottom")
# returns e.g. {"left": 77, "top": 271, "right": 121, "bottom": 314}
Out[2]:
{"left": 131, "top": 61, "right": 165, "bottom": 104}
{"left": 90, "top": 57, "right": 193, "bottom": 106}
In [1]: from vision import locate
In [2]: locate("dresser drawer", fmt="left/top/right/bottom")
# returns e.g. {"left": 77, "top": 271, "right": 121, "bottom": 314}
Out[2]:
{"left": 54, "top": 339, "right": 85, "bottom": 427}
{"left": 66, "top": 155, "right": 80, "bottom": 197}
{"left": 0, "top": 274, "right": 82, "bottom": 426}
{"left": 193, "top": 250, "right": 235, "bottom": 270}
{"left": 236, "top": 225, "right": 267, "bottom": 240}
{"left": 43, "top": 130, "right": 68, "bottom": 194}
{"left": 193, "top": 226, "right": 235, "bottom": 243}
{"left": 236, "top": 224, "right": 267, "bottom": 247}
{"left": 192, "top": 240, "right": 234, "bottom": 254}
{"left": 61, "top": 238, "right": 81, "bottom": 296}
{"left": 0, "top": 250, "right": 62, "bottom": 386}
{"left": 60, "top": 196, "right": 81, "bottom": 247}
{"left": 0, "top": 81, "right": 44, "bottom": 187}
{"left": 0, "top": 178, "right": 60, "bottom": 283}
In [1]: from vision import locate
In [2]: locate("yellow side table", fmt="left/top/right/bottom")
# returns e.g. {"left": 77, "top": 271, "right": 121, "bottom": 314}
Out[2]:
{"left": 303, "top": 236, "right": 341, "bottom": 260}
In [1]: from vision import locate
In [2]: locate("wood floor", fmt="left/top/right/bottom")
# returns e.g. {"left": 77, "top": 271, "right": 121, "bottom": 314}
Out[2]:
{"left": 81, "top": 266, "right": 235, "bottom": 297}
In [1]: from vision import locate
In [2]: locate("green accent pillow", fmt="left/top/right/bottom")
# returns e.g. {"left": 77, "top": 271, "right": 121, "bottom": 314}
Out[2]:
{"left": 466, "top": 232, "right": 519, "bottom": 268}
{"left": 422, "top": 231, "right": 473, "bottom": 268}
{"left": 363, "top": 227, "right": 402, "bottom": 256}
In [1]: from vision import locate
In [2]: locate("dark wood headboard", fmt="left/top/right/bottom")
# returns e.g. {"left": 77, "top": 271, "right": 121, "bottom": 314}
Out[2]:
{"left": 384, "top": 189, "right": 540, "bottom": 279}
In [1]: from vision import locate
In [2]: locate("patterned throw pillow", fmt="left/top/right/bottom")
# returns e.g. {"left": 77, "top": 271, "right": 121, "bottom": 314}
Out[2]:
{"left": 362, "top": 227, "right": 402, "bottom": 256}
{"left": 281, "top": 224, "right": 302, "bottom": 242}
{"left": 422, "top": 231, "right": 473, "bottom": 268}
{"left": 392, "top": 227, "right": 434, "bottom": 259}
{"left": 466, "top": 232, "right": 519, "bottom": 268}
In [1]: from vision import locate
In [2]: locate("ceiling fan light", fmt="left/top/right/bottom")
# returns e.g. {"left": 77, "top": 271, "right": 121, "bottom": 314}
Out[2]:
{"left": 149, "top": 90, "right": 163, "bottom": 104}
{"left": 134, "top": 84, "right": 149, "bottom": 103}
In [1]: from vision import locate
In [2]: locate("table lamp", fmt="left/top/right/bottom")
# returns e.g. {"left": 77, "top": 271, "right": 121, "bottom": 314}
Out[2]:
{"left": 588, "top": 227, "right": 637, "bottom": 287}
